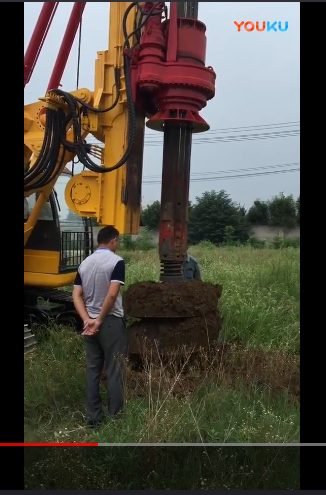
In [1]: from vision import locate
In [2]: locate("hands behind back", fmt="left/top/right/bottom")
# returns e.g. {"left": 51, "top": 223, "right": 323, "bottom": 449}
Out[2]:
{"left": 81, "top": 318, "right": 102, "bottom": 336}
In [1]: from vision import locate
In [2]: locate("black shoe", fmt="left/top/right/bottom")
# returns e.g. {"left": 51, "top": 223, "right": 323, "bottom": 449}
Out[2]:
{"left": 86, "top": 419, "right": 102, "bottom": 429}
{"left": 108, "top": 410, "right": 124, "bottom": 421}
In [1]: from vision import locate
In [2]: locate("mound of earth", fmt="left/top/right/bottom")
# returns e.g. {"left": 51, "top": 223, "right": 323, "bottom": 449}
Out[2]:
{"left": 127, "top": 311, "right": 222, "bottom": 355}
{"left": 123, "top": 281, "right": 222, "bottom": 318}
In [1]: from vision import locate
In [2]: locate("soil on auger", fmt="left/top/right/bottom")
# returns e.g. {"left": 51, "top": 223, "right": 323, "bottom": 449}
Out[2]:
{"left": 127, "top": 311, "right": 222, "bottom": 355}
{"left": 124, "top": 281, "right": 223, "bottom": 358}
{"left": 123, "top": 281, "right": 222, "bottom": 319}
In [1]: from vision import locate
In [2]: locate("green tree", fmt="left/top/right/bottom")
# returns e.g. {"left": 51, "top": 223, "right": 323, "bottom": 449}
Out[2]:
{"left": 239, "top": 205, "right": 247, "bottom": 217}
{"left": 267, "top": 193, "right": 297, "bottom": 228}
{"left": 224, "top": 225, "right": 236, "bottom": 246}
{"left": 188, "top": 190, "right": 250, "bottom": 245}
{"left": 141, "top": 200, "right": 161, "bottom": 230}
{"left": 296, "top": 195, "right": 300, "bottom": 225}
{"left": 246, "top": 200, "right": 269, "bottom": 225}
{"left": 141, "top": 200, "right": 195, "bottom": 231}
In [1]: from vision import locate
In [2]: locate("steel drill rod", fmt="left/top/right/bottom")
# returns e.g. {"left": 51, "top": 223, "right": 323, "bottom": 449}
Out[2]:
{"left": 159, "top": 124, "right": 192, "bottom": 282}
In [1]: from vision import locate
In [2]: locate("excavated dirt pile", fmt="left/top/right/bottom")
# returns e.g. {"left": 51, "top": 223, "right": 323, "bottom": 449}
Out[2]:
{"left": 123, "top": 281, "right": 222, "bottom": 355}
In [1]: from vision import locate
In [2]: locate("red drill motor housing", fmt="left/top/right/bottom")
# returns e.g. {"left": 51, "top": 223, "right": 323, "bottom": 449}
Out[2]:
{"left": 129, "top": 2, "right": 216, "bottom": 132}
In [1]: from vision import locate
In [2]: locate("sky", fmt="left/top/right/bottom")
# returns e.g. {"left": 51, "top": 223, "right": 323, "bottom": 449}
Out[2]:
{"left": 24, "top": 2, "right": 300, "bottom": 218}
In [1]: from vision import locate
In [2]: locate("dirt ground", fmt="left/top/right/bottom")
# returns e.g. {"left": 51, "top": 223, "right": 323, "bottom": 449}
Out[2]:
{"left": 100, "top": 344, "right": 300, "bottom": 400}
{"left": 127, "top": 312, "right": 222, "bottom": 355}
{"left": 123, "top": 281, "right": 222, "bottom": 318}
{"left": 102, "top": 281, "right": 300, "bottom": 400}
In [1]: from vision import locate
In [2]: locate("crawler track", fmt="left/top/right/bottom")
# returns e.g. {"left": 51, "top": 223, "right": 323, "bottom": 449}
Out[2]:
{"left": 24, "top": 287, "right": 83, "bottom": 331}
{"left": 24, "top": 323, "right": 36, "bottom": 354}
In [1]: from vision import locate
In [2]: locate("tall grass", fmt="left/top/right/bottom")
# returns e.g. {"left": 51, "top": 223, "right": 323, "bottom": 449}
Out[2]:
{"left": 24, "top": 247, "right": 300, "bottom": 445}
{"left": 24, "top": 446, "right": 300, "bottom": 490}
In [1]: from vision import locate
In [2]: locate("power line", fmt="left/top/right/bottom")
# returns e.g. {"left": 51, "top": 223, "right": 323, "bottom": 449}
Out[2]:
{"left": 144, "top": 121, "right": 300, "bottom": 138}
{"left": 85, "top": 120, "right": 299, "bottom": 141}
{"left": 142, "top": 166, "right": 300, "bottom": 185}
{"left": 62, "top": 120, "right": 300, "bottom": 175}
{"left": 143, "top": 162, "right": 300, "bottom": 179}
{"left": 85, "top": 129, "right": 300, "bottom": 147}
{"left": 86, "top": 120, "right": 300, "bottom": 143}
{"left": 192, "top": 120, "right": 300, "bottom": 133}
{"left": 143, "top": 130, "right": 300, "bottom": 146}
{"left": 58, "top": 161, "right": 300, "bottom": 185}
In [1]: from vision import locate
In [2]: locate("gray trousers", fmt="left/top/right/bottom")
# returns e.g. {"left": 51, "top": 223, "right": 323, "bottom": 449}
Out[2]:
{"left": 83, "top": 315, "right": 127, "bottom": 421}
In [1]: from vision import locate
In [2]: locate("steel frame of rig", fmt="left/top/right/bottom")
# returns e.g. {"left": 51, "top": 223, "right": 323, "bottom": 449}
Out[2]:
{"left": 24, "top": 2, "right": 216, "bottom": 350}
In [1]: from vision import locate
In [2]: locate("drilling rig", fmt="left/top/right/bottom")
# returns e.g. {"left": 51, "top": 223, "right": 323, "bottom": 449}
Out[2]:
{"left": 24, "top": 2, "right": 220, "bottom": 354}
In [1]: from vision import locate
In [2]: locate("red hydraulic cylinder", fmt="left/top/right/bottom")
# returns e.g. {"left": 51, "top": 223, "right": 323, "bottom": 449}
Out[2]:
{"left": 24, "top": 2, "right": 58, "bottom": 87}
{"left": 47, "top": 2, "right": 86, "bottom": 91}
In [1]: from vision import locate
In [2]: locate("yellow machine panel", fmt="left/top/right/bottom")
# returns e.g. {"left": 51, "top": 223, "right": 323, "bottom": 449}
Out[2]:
{"left": 64, "top": 2, "right": 145, "bottom": 234}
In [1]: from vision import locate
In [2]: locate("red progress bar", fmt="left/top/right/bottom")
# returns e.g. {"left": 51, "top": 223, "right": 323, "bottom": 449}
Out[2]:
{"left": 0, "top": 443, "right": 98, "bottom": 447}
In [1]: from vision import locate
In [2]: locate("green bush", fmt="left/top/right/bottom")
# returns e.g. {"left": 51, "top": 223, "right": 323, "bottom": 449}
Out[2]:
{"left": 272, "top": 236, "right": 300, "bottom": 249}
{"left": 121, "top": 229, "right": 154, "bottom": 252}
{"left": 135, "top": 228, "right": 154, "bottom": 251}
{"left": 194, "top": 240, "right": 216, "bottom": 250}
{"left": 281, "top": 238, "right": 300, "bottom": 249}
{"left": 248, "top": 236, "right": 266, "bottom": 249}
{"left": 121, "top": 235, "right": 135, "bottom": 251}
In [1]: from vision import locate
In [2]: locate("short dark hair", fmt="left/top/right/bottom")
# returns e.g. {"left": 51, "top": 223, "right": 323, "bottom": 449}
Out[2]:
{"left": 97, "top": 226, "right": 120, "bottom": 245}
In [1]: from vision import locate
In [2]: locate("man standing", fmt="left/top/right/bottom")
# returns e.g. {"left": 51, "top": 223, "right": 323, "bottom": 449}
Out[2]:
{"left": 72, "top": 226, "right": 127, "bottom": 427}
{"left": 183, "top": 251, "right": 202, "bottom": 281}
